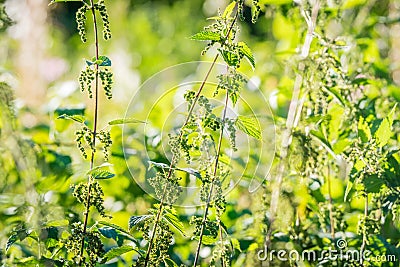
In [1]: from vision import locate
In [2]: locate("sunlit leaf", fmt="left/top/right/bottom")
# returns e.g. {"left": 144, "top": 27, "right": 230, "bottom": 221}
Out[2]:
{"left": 163, "top": 208, "right": 186, "bottom": 236}
{"left": 220, "top": 49, "right": 239, "bottom": 67}
{"left": 103, "top": 245, "right": 136, "bottom": 262}
{"left": 238, "top": 42, "right": 255, "bottom": 69}
{"left": 108, "top": 118, "right": 146, "bottom": 125}
{"left": 128, "top": 215, "right": 153, "bottom": 231}
{"left": 190, "top": 31, "right": 221, "bottom": 41}
{"left": 235, "top": 116, "right": 262, "bottom": 140}
{"left": 57, "top": 114, "right": 85, "bottom": 124}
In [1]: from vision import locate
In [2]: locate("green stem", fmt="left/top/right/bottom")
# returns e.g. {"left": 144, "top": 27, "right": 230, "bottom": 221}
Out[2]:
{"left": 143, "top": 6, "right": 238, "bottom": 267}
{"left": 78, "top": 0, "right": 100, "bottom": 265}
{"left": 143, "top": 54, "right": 219, "bottom": 267}
{"left": 193, "top": 87, "right": 229, "bottom": 267}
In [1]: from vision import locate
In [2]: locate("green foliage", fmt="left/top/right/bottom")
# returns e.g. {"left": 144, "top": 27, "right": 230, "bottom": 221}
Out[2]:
{"left": 2, "top": 0, "right": 400, "bottom": 266}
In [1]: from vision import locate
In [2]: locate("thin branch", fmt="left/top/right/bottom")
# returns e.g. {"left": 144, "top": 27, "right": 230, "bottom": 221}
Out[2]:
{"left": 193, "top": 86, "right": 230, "bottom": 267}
{"left": 143, "top": 7, "right": 238, "bottom": 267}
{"left": 266, "top": 0, "right": 321, "bottom": 249}
{"left": 78, "top": 0, "right": 100, "bottom": 264}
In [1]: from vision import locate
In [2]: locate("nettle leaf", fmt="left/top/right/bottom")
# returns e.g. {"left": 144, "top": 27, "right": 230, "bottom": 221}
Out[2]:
{"left": 222, "top": 1, "right": 236, "bottom": 18}
{"left": 98, "top": 221, "right": 138, "bottom": 244}
{"left": 88, "top": 163, "right": 115, "bottom": 179}
{"left": 231, "top": 238, "right": 242, "bottom": 252}
{"left": 235, "top": 116, "right": 262, "bottom": 140}
{"left": 220, "top": 49, "right": 239, "bottom": 67}
{"left": 363, "top": 174, "right": 384, "bottom": 193}
{"left": 190, "top": 31, "right": 221, "bottom": 41}
{"left": 163, "top": 208, "right": 186, "bottom": 236}
{"left": 357, "top": 116, "right": 371, "bottom": 142}
{"left": 238, "top": 42, "right": 255, "bottom": 69}
{"left": 164, "top": 258, "right": 179, "bottom": 267}
{"left": 88, "top": 55, "right": 112, "bottom": 67}
{"left": 6, "top": 229, "right": 29, "bottom": 251}
{"left": 128, "top": 215, "right": 153, "bottom": 231}
{"left": 55, "top": 107, "right": 85, "bottom": 117}
{"left": 374, "top": 104, "right": 396, "bottom": 147}
{"left": 148, "top": 160, "right": 170, "bottom": 170}
{"left": 103, "top": 245, "right": 136, "bottom": 262}
{"left": 90, "top": 170, "right": 115, "bottom": 179}
{"left": 108, "top": 118, "right": 146, "bottom": 125}
{"left": 57, "top": 114, "right": 85, "bottom": 124}
{"left": 176, "top": 167, "right": 201, "bottom": 179}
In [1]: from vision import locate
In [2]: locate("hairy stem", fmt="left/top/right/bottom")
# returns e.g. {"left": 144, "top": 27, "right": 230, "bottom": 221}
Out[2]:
{"left": 266, "top": 0, "right": 320, "bottom": 249}
{"left": 143, "top": 7, "right": 238, "bottom": 267}
{"left": 143, "top": 53, "right": 219, "bottom": 267}
{"left": 78, "top": 0, "right": 100, "bottom": 264}
{"left": 193, "top": 87, "right": 230, "bottom": 267}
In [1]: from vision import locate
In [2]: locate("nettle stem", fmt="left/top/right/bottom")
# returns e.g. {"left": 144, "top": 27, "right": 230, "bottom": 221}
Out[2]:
{"left": 143, "top": 54, "right": 219, "bottom": 267}
{"left": 144, "top": 8, "right": 238, "bottom": 267}
{"left": 193, "top": 89, "right": 229, "bottom": 267}
{"left": 266, "top": 0, "right": 320, "bottom": 249}
{"left": 79, "top": 0, "right": 100, "bottom": 264}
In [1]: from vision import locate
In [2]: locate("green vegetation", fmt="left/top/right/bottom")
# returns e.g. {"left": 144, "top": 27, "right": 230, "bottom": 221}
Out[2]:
{"left": 0, "top": 0, "right": 399, "bottom": 266}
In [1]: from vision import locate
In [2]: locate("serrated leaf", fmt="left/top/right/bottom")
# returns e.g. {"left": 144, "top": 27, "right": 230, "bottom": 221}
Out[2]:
{"left": 374, "top": 104, "right": 396, "bottom": 147}
{"left": 190, "top": 31, "right": 221, "bottom": 41}
{"left": 223, "top": 2, "right": 236, "bottom": 18}
{"left": 238, "top": 42, "right": 255, "bottom": 69}
{"left": 220, "top": 49, "right": 239, "bottom": 67}
{"left": 163, "top": 209, "right": 185, "bottom": 236}
{"left": 57, "top": 114, "right": 85, "bottom": 124}
{"left": 103, "top": 245, "right": 136, "bottom": 262}
{"left": 235, "top": 116, "right": 262, "bottom": 140}
{"left": 231, "top": 238, "right": 242, "bottom": 252}
{"left": 128, "top": 215, "right": 153, "bottom": 231}
{"left": 108, "top": 118, "right": 146, "bottom": 125}
{"left": 91, "top": 169, "right": 115, "bottom": 179}
{"left": 87, "top": 164, "right": 115, "bottom": 179}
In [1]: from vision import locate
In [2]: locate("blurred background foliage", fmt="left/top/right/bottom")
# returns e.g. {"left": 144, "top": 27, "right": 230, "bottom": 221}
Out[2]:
{"left": 0, "top": 0, "right": 400, "bottom": 266}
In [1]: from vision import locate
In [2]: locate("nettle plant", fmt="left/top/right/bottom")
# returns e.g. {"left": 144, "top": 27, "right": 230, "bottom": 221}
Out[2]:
{"left": 258, "top": 1, "right": 400, "bottom": 266}
{"left": 46, "top": 0, "right": 137, "bottom": 266}
{"left": 128, "top": 1, "right": 261, "bottom": 267}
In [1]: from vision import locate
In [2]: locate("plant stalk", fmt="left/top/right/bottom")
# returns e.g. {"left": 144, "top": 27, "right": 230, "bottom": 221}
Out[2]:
{"left": 143, "top": 7, "right": 238, "bottom": 267}
{"left": 78, "top": 0, "right": 100, "bottom": 264}
{"left": 193, "top": 87, "right": 230, "bottom": 267}
{"left": 266, "top": 0, "right": 320, "bottom": 249}
{"left": 143, "top": 53, "right": 219, "bottom": 267}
